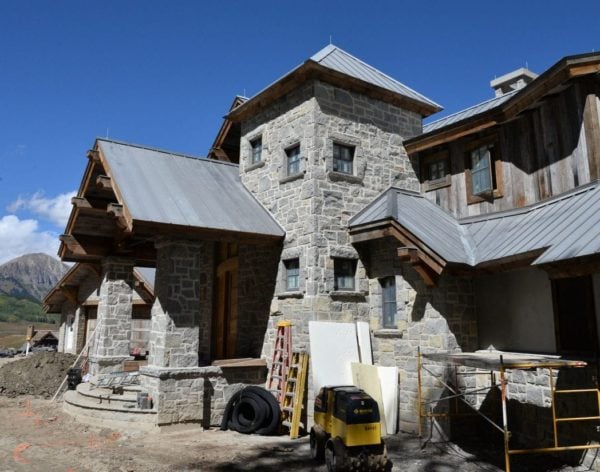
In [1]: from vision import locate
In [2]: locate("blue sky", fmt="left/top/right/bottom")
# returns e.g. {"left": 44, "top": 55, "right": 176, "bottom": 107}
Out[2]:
{"left": 0, "top": 0, "right": 599, "bottom": 263}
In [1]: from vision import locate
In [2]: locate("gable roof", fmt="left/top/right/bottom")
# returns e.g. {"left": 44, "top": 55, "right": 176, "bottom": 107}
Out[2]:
{"left": 349, "top": 182, "right": 600, "bottom": 268}
{"left": 228, "top": 44, "right": 442, "bottom": 121}
{"left": 95, "top": 139, "right": 284, "bottom": 237}
{"left": 407, "top": 51, "right": 600, "bottom": 154}
{"left": 59, "top": 139, "right": 284, "bottom": 264}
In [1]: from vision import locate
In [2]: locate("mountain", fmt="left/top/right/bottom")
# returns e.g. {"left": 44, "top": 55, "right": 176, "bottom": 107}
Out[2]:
{"left": 0, "top": 253, "right": 69, "bottom": 302}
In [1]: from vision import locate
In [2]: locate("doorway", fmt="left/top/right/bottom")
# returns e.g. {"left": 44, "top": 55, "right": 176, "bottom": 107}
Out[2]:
{"left": 212, "top": 242, "right": 239, "bottom": 359}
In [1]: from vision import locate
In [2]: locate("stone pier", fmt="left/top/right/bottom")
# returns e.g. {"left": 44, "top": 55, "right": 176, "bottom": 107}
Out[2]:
{"left": 89, "top": 258, "right": 134, "bottom": 375}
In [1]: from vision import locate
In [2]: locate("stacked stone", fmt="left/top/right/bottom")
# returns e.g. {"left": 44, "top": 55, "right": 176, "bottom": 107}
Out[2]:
{"left": 89, "top": 258, "right": 134, "bottom": 375}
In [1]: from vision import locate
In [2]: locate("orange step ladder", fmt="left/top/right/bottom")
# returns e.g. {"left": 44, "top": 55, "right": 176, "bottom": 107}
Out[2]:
{"left": 265, "top": 320, "right": 292, "bottom": 403}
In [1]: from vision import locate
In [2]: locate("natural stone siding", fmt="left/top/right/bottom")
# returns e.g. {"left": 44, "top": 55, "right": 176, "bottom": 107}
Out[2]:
{"left": 140, "top": 365, "right": 266, "bottom": 426}
{"left": 149, "top": 239, "right": 211, "bottom": 369}
{"left": 89, "top": 258, "right": 134, "bottom": 374}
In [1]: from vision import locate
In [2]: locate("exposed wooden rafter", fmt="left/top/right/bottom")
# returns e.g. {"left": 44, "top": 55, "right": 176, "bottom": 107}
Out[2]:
{"left": 350, "top": 219, "right": 445, "bottom": 286}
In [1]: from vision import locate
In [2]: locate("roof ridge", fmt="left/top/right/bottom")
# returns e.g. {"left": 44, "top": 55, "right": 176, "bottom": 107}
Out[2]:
{"left": 96, "top": 138, "right": 239, "bottom": 168}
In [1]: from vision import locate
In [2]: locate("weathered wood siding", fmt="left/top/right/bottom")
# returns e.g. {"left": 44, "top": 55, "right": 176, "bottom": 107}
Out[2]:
{"left": 420, "top": 80, "right": 600, "bottom": 218}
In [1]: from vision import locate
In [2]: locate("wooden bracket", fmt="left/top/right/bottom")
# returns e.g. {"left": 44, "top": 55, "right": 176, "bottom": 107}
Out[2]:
{"left": 60, "top": 285, "right": 79, "bottom": 305}
{"left": 86, "top": 149, "right": 100, "bottom": 163}
{"left": 397, "top": 246, "right": 440, "bottom": 287}
{"left": 96, "top": 175, "right": 113, "bottom": 191}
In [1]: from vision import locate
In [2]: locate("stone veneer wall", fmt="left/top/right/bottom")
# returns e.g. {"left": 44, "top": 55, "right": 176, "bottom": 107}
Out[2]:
{"left": 239, "top": 79, "right": 422, "bottom": 360}
{"left": 236, "top": 243, "right": 282, "bottom": 358}
{"left": 361, "top": 237, "right": 477, "bottom": 433}
{"left": 89, "top": 258, "right": 134, "bottom": 375}
{"left": 140, "top": 365, "right": 266, "bottom": 427}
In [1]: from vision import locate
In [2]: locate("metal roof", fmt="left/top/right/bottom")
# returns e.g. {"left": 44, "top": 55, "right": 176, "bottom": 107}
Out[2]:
{"left": 97, "top": 139, "right": 284, "bottom": 238}
{"left": 349, "top": 188, "right": 474, "bottom": 264}
{"left": 310, "top": 45, "right": 441, "bottom": 111}
{"left": 423, "top": 90, "right": 516, "bottom": 134}
{"left": 349, "top": 182, "right": 600, "bottom": 267}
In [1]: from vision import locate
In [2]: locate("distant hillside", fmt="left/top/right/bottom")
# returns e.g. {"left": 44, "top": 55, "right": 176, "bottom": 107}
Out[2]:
{"left": 0, "top": 253, "right": 69, "bottom": 302}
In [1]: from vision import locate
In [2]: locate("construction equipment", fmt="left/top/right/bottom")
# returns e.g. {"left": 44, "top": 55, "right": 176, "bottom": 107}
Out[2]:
{"left": 310, "top": 386, "right": 387, "bottom": 471}
{"left": 265, "top": 320, "right": 292, "bottom": 402}
{"left": 281, "top": 351, "right": 309, "bottom": 438}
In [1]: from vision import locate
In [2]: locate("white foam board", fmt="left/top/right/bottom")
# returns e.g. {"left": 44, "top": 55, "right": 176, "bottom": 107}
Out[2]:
{"left": 378, "top": 366, "right": 398, "bottom": 435}
{"left": 351, "top": 362, "right": 387, "bottom": 434}
{"left": 356, "top": 321, "right": 373, "bottom": 365}
{"left": 309, "top": 321, "right": 359, "bottom": 393}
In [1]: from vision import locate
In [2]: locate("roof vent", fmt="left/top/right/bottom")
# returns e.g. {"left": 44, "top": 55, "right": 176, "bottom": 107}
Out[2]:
{"left": 490, "top": 67, "right": 538, "bottom": 97}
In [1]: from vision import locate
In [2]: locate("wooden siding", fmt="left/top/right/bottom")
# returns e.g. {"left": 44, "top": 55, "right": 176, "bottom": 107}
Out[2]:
{"left": 419, "top": 80, "right": 600, "bottom": 218}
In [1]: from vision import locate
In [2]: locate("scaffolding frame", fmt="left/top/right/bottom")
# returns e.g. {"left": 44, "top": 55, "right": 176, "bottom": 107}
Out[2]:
{"left": 417, "top": 348, "right": 600, "bottom": 472}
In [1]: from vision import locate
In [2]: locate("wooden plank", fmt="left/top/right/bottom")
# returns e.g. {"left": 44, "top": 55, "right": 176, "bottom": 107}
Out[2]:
{"left": 583, "top": 92, "right": 600, "bottom": 180}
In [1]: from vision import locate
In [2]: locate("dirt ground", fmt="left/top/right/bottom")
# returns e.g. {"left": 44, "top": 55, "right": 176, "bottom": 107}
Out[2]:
{"left": 0, "top": 355, "right": 596, "bottom": 471}
{"left": 0, "top": 395, "right": 596, "bottom": 472}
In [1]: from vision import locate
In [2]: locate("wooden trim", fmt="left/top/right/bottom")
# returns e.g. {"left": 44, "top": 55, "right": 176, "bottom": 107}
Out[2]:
{"left": 350, "top": 219, "right": 446, "bottom": 278}
{"left": 464, "top": 139, "right": 504, "bottom": 205}
{"left": 227, "top": 61, "right": 440, "bottom": 122}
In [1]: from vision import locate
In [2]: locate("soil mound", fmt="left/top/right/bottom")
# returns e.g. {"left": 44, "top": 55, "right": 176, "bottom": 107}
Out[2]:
{"left": 0, "top": 352, "right": 76, "bottom": 398}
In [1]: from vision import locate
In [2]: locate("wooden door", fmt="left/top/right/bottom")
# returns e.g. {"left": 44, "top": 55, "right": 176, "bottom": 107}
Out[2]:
{"left": 212, "top": 243, "right": 239, "bottom": 360}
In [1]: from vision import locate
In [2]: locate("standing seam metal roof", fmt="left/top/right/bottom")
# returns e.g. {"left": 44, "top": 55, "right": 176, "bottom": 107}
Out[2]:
{"left": 422, "top": 91, "right": 517, "bottom": 134}
{"left": 97, "top": 139, "right": 284, "bottom": 237}
{"left": 349, "top": 183, "right": 600, "bottom": 266}
{"left": 311, "top": 45, "right": 441, "bottom": 110}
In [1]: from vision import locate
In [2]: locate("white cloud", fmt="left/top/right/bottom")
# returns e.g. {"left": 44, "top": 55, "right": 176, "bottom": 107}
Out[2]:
{"left": 8, "top": 190, "right": 76, "bottom": 228}
{"left": 0, "top": 215, "right": 60, "bottom": 264}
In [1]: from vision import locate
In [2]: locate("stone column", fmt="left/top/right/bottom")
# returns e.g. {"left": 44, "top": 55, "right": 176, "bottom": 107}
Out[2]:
{"left": 89, "top": 257, "right": 134, "bottom": 375}
{"left": 147, "top": 239, "right": 206, "bottom": 369}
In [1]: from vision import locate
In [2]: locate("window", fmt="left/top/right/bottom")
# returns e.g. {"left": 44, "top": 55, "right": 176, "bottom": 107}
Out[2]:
{"left": 250, "top": 137, "right": 262, "bottom": 164}
{"left": 333, "top": 143, "right": 354, "bottom": 174}
{"left": 286, "top": 145, "right": 301, "bottom": 175}
{"left": 380, "top": 277, "right": 396, "bottom": 328}
{"left": 552, "top": 276, "right": 597, "bottom": 354}
{"left": 334, "top": 259, "right": 356, "bottom": 291}
{"left": 428, "top": 160, "right": 448, "bottom": 181}
{"left": 470, "top": 144, "right": 493, "bottom": 195}
{"left": 284, "top": 259, "right": 300, "bottom": 291}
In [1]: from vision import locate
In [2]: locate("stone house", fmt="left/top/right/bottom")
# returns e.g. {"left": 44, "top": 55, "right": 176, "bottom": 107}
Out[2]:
{"left": 56, "top": 44, "right": 600, "bottom": 448}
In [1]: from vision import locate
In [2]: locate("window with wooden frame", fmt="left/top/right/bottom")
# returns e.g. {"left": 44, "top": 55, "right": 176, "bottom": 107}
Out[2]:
{"left": 334, "top": 258, "right": 357, "bottom": 291}
{"left": 250, "top": 137, "right": 262, "bottom": 164}
{"left": 333, "top": 143, "right": 355, "bottom": 174}
{"left": 284, "top": 258, "right": 300, "bottom": 291}
{"left": 420, "top": 150, "right": 450, "bottom": 191}
{"left": 464, "top": 137, "right": 503, "bottom": 204}
{"left": 286, "top": 144, "right": 301, "bottom": 176}
{"left": 380, "top": 277, "right": 397, "bottom": 328}
{"left": 552, "top": 275, "right": 598, "bottom": 354}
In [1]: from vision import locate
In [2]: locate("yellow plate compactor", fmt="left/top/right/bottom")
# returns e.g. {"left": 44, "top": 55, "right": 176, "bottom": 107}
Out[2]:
{"left": 310, "top": 386, "right": 387, "bottom": 471}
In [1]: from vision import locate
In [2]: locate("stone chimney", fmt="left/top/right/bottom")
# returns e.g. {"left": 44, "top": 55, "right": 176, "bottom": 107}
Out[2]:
{"left": 490, "top": 67, "right": 538, "bottom": 97}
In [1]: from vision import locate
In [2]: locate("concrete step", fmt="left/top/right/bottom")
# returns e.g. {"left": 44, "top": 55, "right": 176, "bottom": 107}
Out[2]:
{"left": 76, "top": 382, "right": 139, "bottom": 406}
{"left": 63, "top": 389, "right": 157, "bottom": 431}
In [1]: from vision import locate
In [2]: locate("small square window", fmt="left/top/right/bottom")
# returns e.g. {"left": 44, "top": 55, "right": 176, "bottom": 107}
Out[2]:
{"left": 284, "top": 259, "right": 300, "bottom": 291}
{"left": 334, "top": 259, "right": 356, "bottom": 291}
{"left": 333, "top": 143, "right": 354, "bottom": 174}
{"left": 286, "top": 145, "right": 301, "bottom": 176}
{"left": 470, "top": 145, "right": 493, "bottom": 195}
{"left": 428, "top": 160, "right": 447, "bottom": 181}
{"left": 251, "top": 137, "right": 262, "bottom": 164}
{"left": 380, "top": 277, "right": 396, "bottom": 328}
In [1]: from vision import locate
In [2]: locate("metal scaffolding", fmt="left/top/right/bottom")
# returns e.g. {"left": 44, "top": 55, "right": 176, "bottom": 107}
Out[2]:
{"left": 417, "top": 348, "right": 600, "bottom": 472}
